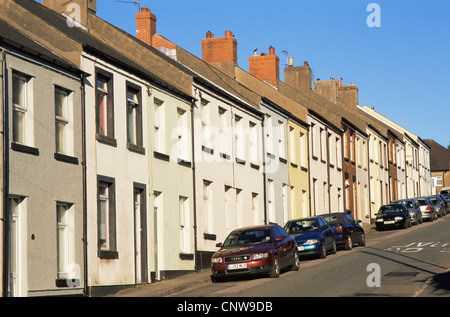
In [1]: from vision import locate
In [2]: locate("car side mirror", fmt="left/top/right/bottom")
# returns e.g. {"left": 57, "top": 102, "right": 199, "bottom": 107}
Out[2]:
{"left": 215, "top": 243, "right": 223, "bottom": 248}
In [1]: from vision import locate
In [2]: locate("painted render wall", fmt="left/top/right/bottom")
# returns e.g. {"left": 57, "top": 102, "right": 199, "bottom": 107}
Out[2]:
{"left": 83, "top": 52, "right": 151, "bottom": 288}
{"left": 6, "top": 53, "right": 84, "bottom": 296}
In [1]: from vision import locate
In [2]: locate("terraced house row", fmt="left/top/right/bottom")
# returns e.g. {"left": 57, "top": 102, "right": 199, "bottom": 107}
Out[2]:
{"left": 0, "top": 0, "right": 431, "bottom": 296}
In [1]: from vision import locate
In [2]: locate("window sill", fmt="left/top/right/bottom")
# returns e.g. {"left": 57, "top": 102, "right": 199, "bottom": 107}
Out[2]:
{"left": 96, "top": 134, "right": 117, "bottom": 147}
{"left": 202, "top": 145, "right": 214, "bottom": 155}
{"left": 236, "top": 157, "right": 246, "bottom": 165}
{"left": 127, "top": 142, "right": 145, "bottom": 155}
{"left": 54, "top": 152, "right": 79, "bottom": 165}
{"left": 154, "top": 151, "right": 170, "bottom": 162}
{"left": 203, "top": 233, "right": 216, "bottom": 241}
{"left": 220, "top": 152, "right": 231, "bottom": 160}
{"left": 266, "top": 152, "right": 275, "bottom": 159}
{"left": 177, "top": 158, "right": 192, "bottom": 168}
{"left": 279, "top": 157, "right": 287, "bottom": 164}
{"left": 55, "top": 278, "right": 81, "bottom": 288}
{"left": 11, "top": 142, "right": 39, "bottom": 156}
{"left": 250, "top": 162, "right": 260, "bottom": 170}
{"left": 179, "top": 253, "right": 194, "bottom": 261}
{"left": 98, "top": 250, "right": 119, "bottom": 260}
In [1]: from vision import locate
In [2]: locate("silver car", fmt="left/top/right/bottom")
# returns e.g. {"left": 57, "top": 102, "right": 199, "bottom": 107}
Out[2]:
{"left": 415, "top": 197, "right": 437, "bottom": 222}
{"left": 427, "top": 195, "right": 446, "bottom": 218}
{"left": 393, "top": 199, "right": 422, "bottom": 225}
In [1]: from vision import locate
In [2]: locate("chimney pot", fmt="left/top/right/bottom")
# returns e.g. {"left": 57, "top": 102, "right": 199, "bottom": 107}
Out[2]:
{"left": 225, "top": 30, "right": 233, "bottom": 37}
{"left": 288, "top": 56, "right": 294, "bottom": 67}
{"left": 269, "top": 46, "right": 275, "bottom": 55}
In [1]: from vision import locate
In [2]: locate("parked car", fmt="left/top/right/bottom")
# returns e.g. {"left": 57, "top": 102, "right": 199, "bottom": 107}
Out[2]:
{"left": 210, "top": 225, "right": 299, "bottom": 282}
{"left": 393, "top": 198, "right": 422, "bottom": 225}
{"left": 427, "top": 195, "right": 446, "bottom": 217}
{"left": 437, "top": 194, "right": 450, "bottom": 215}
{"left": 322, "top": 212, "right": 365, "bottom": 250}
{"left": 415, "top": 197, "right": 438, "bottom": 222}
{"left": 440, "top": 187, "right": 450, "bottom": 195}
{"left": 375, "top": 203, "right": 411, "bottom": 231}
{"left": 284, "top": 216, "right": 336, "bottom": 259}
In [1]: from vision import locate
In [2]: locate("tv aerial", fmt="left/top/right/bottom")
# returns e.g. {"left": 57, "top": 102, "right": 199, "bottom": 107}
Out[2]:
{"left": 116, "top": 0, "right": 142, "bottom": 12}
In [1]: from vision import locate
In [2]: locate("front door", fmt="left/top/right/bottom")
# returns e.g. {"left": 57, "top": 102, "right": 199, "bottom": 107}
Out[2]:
{"left": 134, "top": 185, "right": 148, "bottom": 284}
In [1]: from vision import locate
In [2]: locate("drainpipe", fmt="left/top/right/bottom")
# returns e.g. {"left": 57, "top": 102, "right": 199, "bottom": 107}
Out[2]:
{"left": 80, "top": 73, "right": 89, "bottom": 297}
{"left": 1, "top": 49, "right": 10, "bottom": 297}
{"left": 190, "top": 98, "right": 198, "bottom": 271}
{"left": 261, "top": 113, "right": 267, "bottom": 225}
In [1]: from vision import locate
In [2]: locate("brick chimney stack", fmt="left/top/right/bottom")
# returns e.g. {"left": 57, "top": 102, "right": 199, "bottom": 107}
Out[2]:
{"left": 284, "top": 60, "right": 312, "bottom": 93}
{"left": 136, "top": 7, "right": 157, "bottom": 45}
{"left": 338, "top": 81, "right": 359, "bottom": 108}
{"left": 249, "top": 46, "right": 280, "bottom": 87}
{"left": 201, "top": 31, "right": 238, "bottom": 65}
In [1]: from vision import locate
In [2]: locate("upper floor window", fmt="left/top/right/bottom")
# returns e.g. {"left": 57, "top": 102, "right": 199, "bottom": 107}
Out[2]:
{"left": 55, "top": 87, "right": 73, "bottom": 155}
{"left": 95, "top": 69, "right": 115, "bottom": 145}
{"left": 126, "top": 82, "right": 144, "bottom": 153}
{"left": 12, "top": 72, "right": 34, "bottom": 147}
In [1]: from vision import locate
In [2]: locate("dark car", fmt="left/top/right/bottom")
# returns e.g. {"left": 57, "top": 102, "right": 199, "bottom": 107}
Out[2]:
{"left": 322, "top": 212, "right": 365, "bottom": 250}
{"left": 210, "top": 225, "right": 299, "bottom": 282}
{"left": 375, "top": 203, "right": 411, "bottom": 231}
{"left": 284, "top": 216, "right": 336, "bottom": 259}
{"left": 437, "top": 194, "right": 450, "bottom": 215}
{"left": 393, "top": 198, "right": 423, "bottom": 225}
{"left": 416, "top": 197, "right": 438, "bottom": 222}
{"left": 428, "top": 195, "right": 446, "bottom": 217}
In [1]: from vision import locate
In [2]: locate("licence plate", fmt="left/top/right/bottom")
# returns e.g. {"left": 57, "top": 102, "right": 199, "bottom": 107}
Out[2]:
{"left": 384, "top": 220, "right": 395, "bottom": 224}
{"left": 298, "top": 246, "right": 305, "bottom": 251}
{"left": 227, "top": 263, "right": 247, "bottom": 270}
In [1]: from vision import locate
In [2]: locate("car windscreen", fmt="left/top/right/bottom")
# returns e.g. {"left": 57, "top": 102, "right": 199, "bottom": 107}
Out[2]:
{"left": 429, "top": 197, "right": 440, "bottom": 205}
{"left": 223, "top": 228, "right": 272, "bottom": 246}
{"left": 416, "top": 199, "right": 428, "bottom": 206}
{"left": 396, "top": 200, "right": 413, "bottom": 208}
{"left": 286, "top": 219, "right": 319, "bottom": 233}
{"left": 323, "top": 214, "right": 346, "bottom": 224}
{"left": 378, "top": 204, "right": 404, "bottom": 214}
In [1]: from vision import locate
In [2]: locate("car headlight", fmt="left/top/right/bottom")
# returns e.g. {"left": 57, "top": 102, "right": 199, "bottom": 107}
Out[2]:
{"left": 305, "top": 239, "right": 319, "bottom": 245}
{"left": 212, "top": 257, "right": 223, "bottom": 264}
{"left": 252, "top": 252, "right": 269, "bottom": 260}
{"left": 394, "top": 216, "right": 404, "bottom": 221}
{"left": 409, "top": 211, "right": 414, "bottom": 216}
{"left": 376, "top": 218, "right": 384, "bottom": 222}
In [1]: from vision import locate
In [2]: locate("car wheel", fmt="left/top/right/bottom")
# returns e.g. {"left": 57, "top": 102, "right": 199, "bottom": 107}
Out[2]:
{"left": 269, "top": 255, "right": 280, "bottom": 278}
{"left": 319, "top": 243, "right": 327, "bottom": 259}
{"left": 330, "top": 239, "right": 337, "bottom": 254}
{"left": 290, "top": 251, "right": 300, "bottom": 271}
{"left": 359, "top": 233, "right": 366, "bottom": 246}
{"left": 344, "top": 235, "right": 352, "bottom": 250}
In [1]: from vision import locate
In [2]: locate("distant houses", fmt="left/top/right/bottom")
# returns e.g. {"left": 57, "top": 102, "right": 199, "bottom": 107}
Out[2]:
{"left": 0, "top": 0, "right": 432, "bottom": 296}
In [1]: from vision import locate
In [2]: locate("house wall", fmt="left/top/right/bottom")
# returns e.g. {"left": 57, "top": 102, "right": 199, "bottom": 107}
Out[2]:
{"left": 82, "top": 52, "right": 151, "bottom": 289}
{"left": 287, "top": 119, "right": 310, "bottom": 220}
{"left": 6, "top": 52, "right": 84, "bottom": 296}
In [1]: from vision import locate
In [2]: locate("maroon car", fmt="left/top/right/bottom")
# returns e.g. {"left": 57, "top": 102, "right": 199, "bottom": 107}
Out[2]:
{"left": 210, "top": 224, "right": 299, "bottom": 282}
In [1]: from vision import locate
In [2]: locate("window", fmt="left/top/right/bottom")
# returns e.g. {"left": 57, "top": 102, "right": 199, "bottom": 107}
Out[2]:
{"left": 12, "top": 72, "right": 34, "bottom": 148}
{"left": 266, "top": 115, "right": 273, "bottom": 154}
{"left": 234, "top": 114, "right": 245, "bottom": 163}
{"left": 252, "top": 192, "right": 259, "bottom": 225}
{"left": 55, "top": 87, "right": 74, "bottom": 155}
{"left": 126, "top": 83, "right": 143, "bottom": 151}
{"left": 12, "top": 73, "right": 27, "bottom": 144}
{"left": 278, "top": 120, "right": 285, "bottom": 159}
{"left": 97, "top": 176, "right": 117, "bottom": 259}
{"left": 95, "top": 69, "right": 115, "bottom": 145}
{"left": 177, "top": 108, "right": 189, "bottom": 162}
{"left": 336, "top": 137, "right": 342, "bottom": 169}
{"left": 249, "top": 121, "right": 258, "bottom": 164}
{"left": 289, "top": 127, "right": 296, "bottom": 164}
{"left": 282, "top": 184, "right": 288, "bottom": 224}
{"left": 201, "top": 99, "right": 211, "bottom": 150}
{"left": 267, "top": 179, "right": 275, "bottom": 223}
{"left": 218, "top": 107, "right": 229, "bottom": 157}
{"left": 300, "top": 131, "right": 306, "bottom": 168}
{"left": 154, "top": 98, "right": 165, "bottom": 153}
{"left": 320, "top": 128, "right": 325, "bottom": 161}
{"left": 56, "top": 203, "right": 76, "bottom": 285}
{"left": 203, "top": 180, "right": 213, "bottom": 233}
{"left": 179, "top": 196, "right": 192, "bottom": 254}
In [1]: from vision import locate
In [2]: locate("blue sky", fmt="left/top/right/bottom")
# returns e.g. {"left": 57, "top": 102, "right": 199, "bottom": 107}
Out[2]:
{"left": 39, "top": 0, "right": 450, "bottom": 148}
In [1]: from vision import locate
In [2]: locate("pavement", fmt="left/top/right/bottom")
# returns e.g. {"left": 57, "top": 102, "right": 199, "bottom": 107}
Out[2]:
{"left": 109, "top": 222, "right": 376, "bottom": 297}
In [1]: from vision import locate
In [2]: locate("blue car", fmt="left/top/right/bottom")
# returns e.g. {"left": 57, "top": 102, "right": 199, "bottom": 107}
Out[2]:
{"left": 323, "top": 212, "right": 366, "bottom": 250}
{"left": 284, "top": 216, "right": 336, "bottom": 259}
